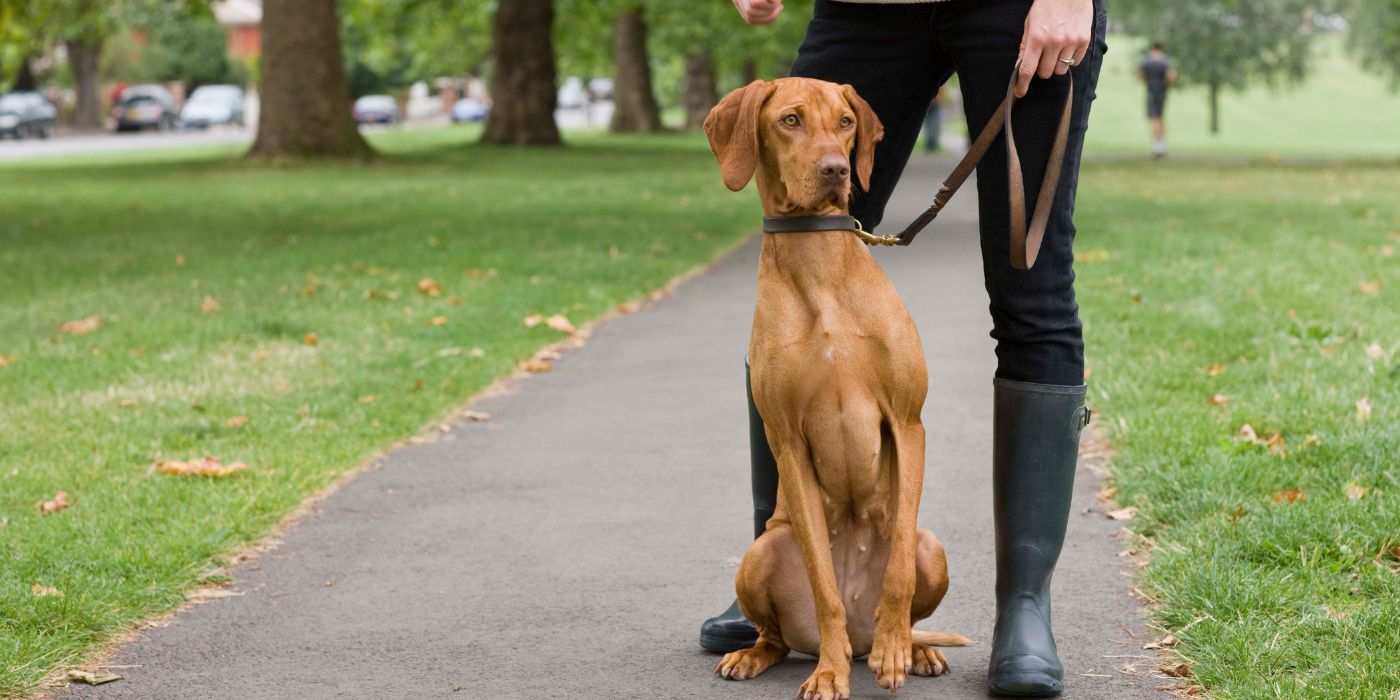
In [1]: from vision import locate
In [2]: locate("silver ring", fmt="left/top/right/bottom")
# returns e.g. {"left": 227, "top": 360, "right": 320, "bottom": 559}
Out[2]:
{"left": 1059, "top": 58, "right": 1076, "bottom": 66}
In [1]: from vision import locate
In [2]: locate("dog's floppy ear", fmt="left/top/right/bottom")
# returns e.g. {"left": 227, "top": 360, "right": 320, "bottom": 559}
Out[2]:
{"left": 841, "top": 84, "right": 884, "bottom": 192}
{"left": 704, "top": 80, "right": 774, "bottom": 192}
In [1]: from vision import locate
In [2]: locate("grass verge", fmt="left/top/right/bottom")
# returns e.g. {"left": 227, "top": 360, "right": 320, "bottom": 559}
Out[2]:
{"left": 0, "top": 127, "right": 757, "bottom": 696}
{"left": 1075, "top": 160, "right": 1399, "bottom": 697}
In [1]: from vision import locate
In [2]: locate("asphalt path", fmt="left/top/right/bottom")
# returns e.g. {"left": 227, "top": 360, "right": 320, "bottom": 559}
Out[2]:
{"left": 60, "top": 156, "right": 1168, "bottom": 699}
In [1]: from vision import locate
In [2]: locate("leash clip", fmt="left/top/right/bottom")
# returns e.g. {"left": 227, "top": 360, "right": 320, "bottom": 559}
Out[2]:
{"left": 851, "top": 219, "right": 902, "bottom": 247}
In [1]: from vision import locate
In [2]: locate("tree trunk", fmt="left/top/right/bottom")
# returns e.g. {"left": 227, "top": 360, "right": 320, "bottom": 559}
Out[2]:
{"left": 609, "top": 7, "right": 663, "bottom": 133}
{"left": 248, "top": 0, "right": 371, "bottom": 158}
{"left": 482, "top": 0, "right": 560, "bottom": 146}
{"left": 1208, "top": 80, "right": 1220, "bottom": 135}
{"left": 13, "top": 55, "right": 37, "bottom": 92}
{"left": 67, "top": 39, "right": 102, "bottom": 130}
{"left": 682, "top": 52, "right": 717, "bottom": 131}
{"left": 740, "top": 59, "right": 758, "bottom": 85}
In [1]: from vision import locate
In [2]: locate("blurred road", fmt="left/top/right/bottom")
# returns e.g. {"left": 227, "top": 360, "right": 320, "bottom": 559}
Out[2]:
{"left": 59, "top": 155, "right": 1167, "bottom": 700}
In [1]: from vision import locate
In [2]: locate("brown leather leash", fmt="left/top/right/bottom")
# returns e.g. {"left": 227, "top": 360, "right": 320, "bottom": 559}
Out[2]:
{"left": 763, "top": 69, "right": 1074, "bottom": 270}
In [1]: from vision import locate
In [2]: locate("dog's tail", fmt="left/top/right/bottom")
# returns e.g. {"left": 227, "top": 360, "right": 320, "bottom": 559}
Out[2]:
{"left": 912, "top": 630, "right": 974, "bottom": 647}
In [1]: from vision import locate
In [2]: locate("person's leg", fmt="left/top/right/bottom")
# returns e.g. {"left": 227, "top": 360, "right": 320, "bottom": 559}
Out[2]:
{"left": 937, "top": 0, "right": 1106, "bottom": 695}
{"left": 1148, "top": 92, "right": 1166, "bottom": 157}
{"left": 699, "top": 0, "right": 951, "bottom": 654}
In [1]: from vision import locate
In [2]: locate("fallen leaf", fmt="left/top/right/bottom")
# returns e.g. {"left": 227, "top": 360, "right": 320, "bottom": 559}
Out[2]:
{"left": 0, "top": 354, "right": 10, "bottom": 367}
{"left": 1356, "top": 397, "right": 1372, "bottom": 422}
{"left": 1323, "top": 605, "right": 1349, "bottom": 620}
{"left": 358, "top": 395, "right": 375, "bottom": 404}
{"left": 1207, "top": 393, "right": 1231, "bottom": 406}
{"left": 1235, "top": 424, "right": 1260, "bottom": 443}
{"left": 417, "top": 278, "right": 442, "bottom": 297}
{"left": 201, "top": 296, "right": 221, "bottom": 315}
{"left": 1161, "top": 663, "right": 1192, "bottom": 678}
{"left": 1389, "top": 546, "right": 1400, "bottom": 560}
{"left": 1106, "top": 506, "right": 1137, "bottom": 521}
{"left": 1345, "top": 483, "right": 1369, "bottom": 501}
{"left": 251, "top": 349, "right": 271, "bottom": 361}
{"left": 429, "top": 316, "right": 448, "bottom": 327}
{"left": 60, "top": 315, "right": 102, "bottom": 335}
{"left": 302, "top": 333, "right": 319, "bottom": 346}
{"left": 1097, "top": 484, "right": 1117, "bottom": 501}
{"left": 1265, "top": 433, "right": 1286, "bottom": 455}
{"left": 523, "top": 314, "right": 544, "bottom": 328}
{"left": 520, "top": 359, "right": 552, "bottom": 373}
{"left": 545, "top": 314, "right": 576, "bottom": 335}
{"left": 38, "top": 491, "right": 70, "bottom": 515}
{"left": 1272, "top": 489, "right": 1307, "bottom": 504}
{"left": 224, "top": 416, "right": 249, "bottom": 428}
{"left": 156, "top": 457, "right": 248, "bottom": 477}
{"left": 1205, "top": 363, "right": 1227, "bottom": 376}
{"left": 1357, "top": 280, "right": 1382, "bottom": 294}
{"left": 31, "top": 583, "right": 63, "bottom": 597}
{"left": 175, "top": 254, "right": 186, "bottom": 267}
{"left": 447, "top": 295, "right": 465, "bottom": 306}
{"left": 1142, "top": 634, "right": 1178, "bottom": 650}
{"left": 324, "top": 578, "right": 335, "bottom": 588}
{"left": 67, "top": 671, "right": 122, "bottom": 686}
{"left": 536, "top": 350, "right": 562, "bottom": 361}
{"left": 469, "top": 347, "right": 485, "bottom": 358}
{"left": 463, "top": 410, "right": 491, "bottom": 422}
{"left": 1365, "top": 343, "right": 1384, "bottom": 359}
{"left": 1227, "top": 506, "right": 1247, "bottom": 522}
{"left": 1303, "top": 433, "right": 1322, "bottom": 449}
{"left": 303, "top": 284, "right": 318, "bottom": 297}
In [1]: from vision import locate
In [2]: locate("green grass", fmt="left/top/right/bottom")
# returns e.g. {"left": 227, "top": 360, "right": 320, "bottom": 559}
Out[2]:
{"left": 1085, "top": 35, "right": 1400, "bottom": 159}
{"left": 1075, "top": 160, "right": 1400, "bottom": 697}
{"left": 0, "top": 127, "right": 757, "bottom": 697}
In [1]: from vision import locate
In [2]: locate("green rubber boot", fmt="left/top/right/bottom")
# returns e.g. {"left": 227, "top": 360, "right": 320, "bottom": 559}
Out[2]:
{"left": 988, "top": 379, "right": 1090, "bottom": 697}
{"left": 699, "top": 360, "right": 779, "bottom": 654}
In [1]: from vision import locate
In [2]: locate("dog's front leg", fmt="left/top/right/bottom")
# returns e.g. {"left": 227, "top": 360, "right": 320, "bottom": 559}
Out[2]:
{"left": 773, "top": 438, "right": 852, "bottom": 700}
{"left": 869, "top": 420, "right": 927, "bottom": 693}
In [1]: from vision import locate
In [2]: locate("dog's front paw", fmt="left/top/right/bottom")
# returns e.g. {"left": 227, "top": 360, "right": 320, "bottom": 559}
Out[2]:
{"left": 868, "top": 622, "right": 913, "bottom": 692}
{"left": 797, "top": 663, "right": 850, "bottom": 700}
{"left": 910, "top": 643, "right": 949, "bottom": 677}
{"left": 715, "top": 644, "right": 784, "bottom": 681}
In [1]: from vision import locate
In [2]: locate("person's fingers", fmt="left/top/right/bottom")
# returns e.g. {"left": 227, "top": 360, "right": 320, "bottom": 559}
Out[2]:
{"left": 1037, "top": 40, "right": 1061, "bottom": 80}
{"left": 1052, "top": 52, "right": 1072, "bottom": 76}
{"left": 737, "top": 0, "right": 783, "bottom": 25}
{"left": 1071, "top": 41, "right": 1089, "bottom": 67}
{"left": 1015, "top": 44, "right": 1040, "bottom": 98}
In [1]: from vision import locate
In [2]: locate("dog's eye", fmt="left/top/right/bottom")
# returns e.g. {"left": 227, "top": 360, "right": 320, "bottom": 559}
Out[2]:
{"left": 840, "top": 116, "right": 854, "bottom": 128}
{"left": 782, "top": 114, "right": 800, "bottom": 127}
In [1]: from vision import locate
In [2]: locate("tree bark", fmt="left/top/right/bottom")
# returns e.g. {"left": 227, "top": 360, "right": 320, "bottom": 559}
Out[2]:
{"left": 13, "top": 55, "right": 37, "bottom": 92}
{"left": 608, "top": 7, "right": 663, "bottom": 133}
{"left": 248, "top": 0, "right": 371, "bottom": 158}
{"left": 67, "top": 39, "right": 102, "bottom": 130}
{"left": 482, "top": 0, "right": 560, "bottom": 146}
{"left": 740, "top": 59, "right": 758, "bottom": 85}
{"left": 1208, "top": 80, "right": 1220, "bottom": 134}
{"left": 682, "top": 52, "right": 717, "bottom": 131}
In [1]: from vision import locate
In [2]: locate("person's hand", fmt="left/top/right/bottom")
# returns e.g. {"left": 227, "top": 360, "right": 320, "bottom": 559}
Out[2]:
{"left": 1015, "top": 0, "right": 1093, "bottom": 97}
{"left": 732, "top": 0, "right": 784, "bottom": 25}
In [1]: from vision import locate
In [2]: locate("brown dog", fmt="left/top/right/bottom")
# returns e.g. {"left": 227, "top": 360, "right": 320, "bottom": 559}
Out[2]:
{"left": 704, "top": 78, "right": 969, "bottom": 700}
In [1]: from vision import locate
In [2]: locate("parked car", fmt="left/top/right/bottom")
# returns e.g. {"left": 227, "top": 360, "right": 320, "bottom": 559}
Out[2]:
{"left": 180, "top": 85, "right": 245, "bottom": 128}
{"left": 352, "top": 95, "right": 399, "bottom": 125}
{"left": 587, "top": 77, "right": 614, "bottom": 101}
{"left": 0, "top": 92, "right": 57, "bottom": 140}
{"left": 450, "top": 97, "right": 489, "bottom": 123}
{"left": 557, "top": 77, "right": 587, "bottom": 109}
{"left": 114, "top": 85, "right": 179, "bottom": 132}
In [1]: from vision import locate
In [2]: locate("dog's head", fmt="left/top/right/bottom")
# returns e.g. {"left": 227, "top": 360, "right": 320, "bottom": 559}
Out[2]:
{"left": 703, "top": 78, "right": 883, "bottom": 214}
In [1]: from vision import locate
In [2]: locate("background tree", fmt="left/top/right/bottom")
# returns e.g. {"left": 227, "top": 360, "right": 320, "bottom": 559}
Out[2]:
{"left": 608, "top": 4, "right": 662, "bottom": 132}
{"left": 1347, "top": 0, "right": 1400, "bottom": 87}
{"left": 1116, "top": 0, "right": 1317, "bottom": 133}
{"left": 249, "top": 0, "right": 370, "bottom": 158}
{"left": 482, "top": 0, "right": 561, "bottom": 145}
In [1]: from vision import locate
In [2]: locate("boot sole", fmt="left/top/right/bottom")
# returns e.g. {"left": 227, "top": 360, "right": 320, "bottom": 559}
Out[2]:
{"left": 699, "top": 633, "right": 757, "bottom": 655}
{"left": 989, "top": 672, "right": 1063, "bottom": 697}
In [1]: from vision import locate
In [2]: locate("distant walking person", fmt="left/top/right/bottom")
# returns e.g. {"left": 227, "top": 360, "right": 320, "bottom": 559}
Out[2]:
{"left": 1139, "top": 42, "right": 1176, "bottom": 158}
{"left": 922, "top": 89, "right": 943, "bottom": 153}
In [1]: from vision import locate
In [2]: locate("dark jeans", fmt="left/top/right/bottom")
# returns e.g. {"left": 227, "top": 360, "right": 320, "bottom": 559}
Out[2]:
{"left": 790, "top": 0, "right": 1107, "bottom": 386}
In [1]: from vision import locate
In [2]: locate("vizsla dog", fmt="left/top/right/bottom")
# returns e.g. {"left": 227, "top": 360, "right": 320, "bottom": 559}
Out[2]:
{"left": 704, "top": 78, "right": 969, "bottom": 700}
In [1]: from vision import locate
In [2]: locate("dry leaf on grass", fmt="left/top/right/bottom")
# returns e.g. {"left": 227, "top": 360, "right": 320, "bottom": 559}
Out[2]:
{"left": 463, "top": 411, "right": 491, "bottom": 422}
{"left": 1205, "top": 363, "right": 1227, "bottom": 376}
{"left": 358, "top": 395, "right": 375, "bottom": 404}
{"left": 523, "top": 313, "right": 544, "bottom": 328}
{"left": 302, "top": 332, "right": 319, "bottom": 346}
{"left": 417, "top": 278, "right": 443, "bottom": 296}
{"left": 60, "top": 315, "right": 102, "bottom": 335}
{"left": 156, "top": 457, "right": 248, "bottom": 477}
{"left": 1365, "top": 343, "right": 1384, "bottom": 359}
{"left": 0, "top": 354, "right": 11, "bottom": 368}
{"left": 1161, "top": 663, "right": 1193, "bottom": 678}
{"left": 1357, "top": 280, "right": 1382, "bottom": 294}
{"left": 1272, "top": 489, "right": 1307, "bottom": 504}
{"left": 1345, "top": 483, "right": 1369, "bottom": 501}
{"left": 1106, "top": 506, "right": 1137, "bottom": 521}
{"left": 38, "top": 491, "right": 70, "bottom": 515}
{"left": 1142, "top": 634, "right": 1178, "bottom": 650}
{"left": 447, "top": 295, "right": 465, "bottom": 306}
{"left": 1235, "top": 424, "right": 1260, "bottom": 442}
{"left": 1303, "top": 433, "right": 1322, "bottom": 449}
{"left": 545, "top": 314, "right": 576, "bottom": 335}
{"left": 225, "top": 416, "right": 249, "bottom": 428}
{"left": 1356, "top": 397, "right": 1372, "bottom": 422}
{"left": 1207, "top": 394, "right": 1231, "bottom": 406}
{"left": 67, "top": 671, "right": 122, "bottom": 686}
{"left": 303, "top": 284, "right": 318, "bottom": 297}
{"left": 201, "top": 296, "right": 221, "bottom": 314}
{"left": 1097, "top": 484, "right": 1117, "bottom": 501}
{"left": 429, "top": 316, "right": 448, "bottom": 327}
{"left": 32, "top": 583, "right": 63, "bottom": 597}
{"left": 520, "top": 359, "right": 552, "bottom": 373}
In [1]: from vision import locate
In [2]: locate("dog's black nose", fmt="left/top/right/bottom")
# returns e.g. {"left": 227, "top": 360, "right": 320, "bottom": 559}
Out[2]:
{"left": 819, "top": 157, "right": 850, "bottom": 184}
